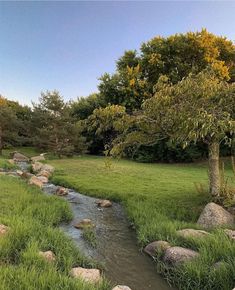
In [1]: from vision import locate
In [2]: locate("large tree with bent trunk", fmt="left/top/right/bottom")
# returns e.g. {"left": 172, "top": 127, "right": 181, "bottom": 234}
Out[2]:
{"left": 141, "top": 70, "right": 235, "bottom": 197}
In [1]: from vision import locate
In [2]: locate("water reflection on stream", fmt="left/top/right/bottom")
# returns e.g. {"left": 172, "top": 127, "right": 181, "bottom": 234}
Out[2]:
{"left": 43, "top": 184, "right": 172, "bottom": 290}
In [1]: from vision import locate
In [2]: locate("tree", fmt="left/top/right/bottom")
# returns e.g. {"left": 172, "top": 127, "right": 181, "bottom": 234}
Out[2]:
{"left": 140, "top": 70, "right": 235, "bottom": 196}
{"left": 141, "top": 29, "right": 235, "bottom": 87}
{"left": 32, "top": 91, "right": 86, "bottom": 157}
{"left": 0, "top": 96, "right": 18, "bottom": 154}
{"left": 70, "top": 93, "right": 105, "bottom": 120}
{"left": 83, "top": 104, "right": 127, "bottom": 154}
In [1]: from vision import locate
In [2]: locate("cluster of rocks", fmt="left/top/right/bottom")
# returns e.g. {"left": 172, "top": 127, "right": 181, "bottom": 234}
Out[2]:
{"left": 144, "top": 202, "right": 235, "bottom": 270}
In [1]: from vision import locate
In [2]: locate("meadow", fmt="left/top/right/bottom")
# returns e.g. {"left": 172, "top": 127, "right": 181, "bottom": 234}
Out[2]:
{"left": 0, "top": 152, "right": 109, "bottom": 290}
{"left": 48, "top": 155, "right": 235, "bottom": 290}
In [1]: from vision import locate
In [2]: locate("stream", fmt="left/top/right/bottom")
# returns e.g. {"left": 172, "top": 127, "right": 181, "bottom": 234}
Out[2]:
{"left": 18, "top": 161, "right": 173, "bottom": 290}
{"left": 44, "top": 184, "right": 172, "bottom": 290}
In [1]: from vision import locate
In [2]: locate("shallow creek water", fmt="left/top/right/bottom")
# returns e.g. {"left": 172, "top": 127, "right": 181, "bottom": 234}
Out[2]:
{"left": 17, "top": 162, "right": 172, "bottom": 290}
{"left": 43, "top": 183, "right": 172, "bottom": 290}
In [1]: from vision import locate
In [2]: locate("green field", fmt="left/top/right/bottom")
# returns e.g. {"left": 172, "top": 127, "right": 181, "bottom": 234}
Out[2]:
{"left": 0, "top": 160, "right": 109, "bottom": 289}
{"left": 1, "top": 148, "right": 235, "bottom": 289}
{"left": 48, "top": 155, "right": 235, "bottom": 290}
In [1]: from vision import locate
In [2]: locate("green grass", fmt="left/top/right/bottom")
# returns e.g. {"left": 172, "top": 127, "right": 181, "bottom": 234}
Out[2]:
{"left": 0, "top": 174, "right": 109, "bottom": 290}
{"left": 48, "top": 155, "right": 235, "bottom": 290}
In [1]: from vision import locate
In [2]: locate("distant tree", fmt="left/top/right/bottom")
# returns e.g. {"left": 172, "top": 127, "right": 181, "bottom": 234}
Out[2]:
{"left": 137, "top": 70, "right": 235, "bottom": 197}
{"left": 32, "top": 91, "right": 86, "bottom": 157}
{"left": 70, "top": 93, "right": 105, "bottom": 120}
{"left": 99, "top": 64, "right": 150, "bottom": 112}
{"left": 83, "top": 104, "right": 127, "bottom": 154}
{"left": 141, "top": 29, "right": 235, "bottom": 87}
{"left": 0, "top": 96, "right": 18, "bottom": 154}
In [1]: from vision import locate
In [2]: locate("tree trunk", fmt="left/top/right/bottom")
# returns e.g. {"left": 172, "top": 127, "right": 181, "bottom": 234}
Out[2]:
{"left": 0, "top": 127, "right": 2, "bottom": 155}
{"left": 208, "top": 141, "right": 220, "bottom": 197}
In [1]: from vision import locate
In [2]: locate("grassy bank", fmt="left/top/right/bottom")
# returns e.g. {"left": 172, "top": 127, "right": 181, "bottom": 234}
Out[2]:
{"left": 0, "top": 169, "right": 109, "bottom": 289}
{"left": 48, "top": 155, "right": 235, "bottom": 290}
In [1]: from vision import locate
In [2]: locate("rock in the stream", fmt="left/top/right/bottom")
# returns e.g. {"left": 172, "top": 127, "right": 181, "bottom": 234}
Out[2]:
{"left": 37, "top": 170, "right": 51, "bottom": 178}
{"left": 32, "top": 162, "right": 44, "bottom": 173}
{"left": 21, "top": 172, "right": 34, "bottom": 179}
{"left": 39, "top": 250, "right": 56, "bottom": 262}
{"left": 42, "top": 164, "right": 54, "bottom": 174}
{"left": 70, "top": 267, "right": 101, "bottom": 283}
{"left": 112, "top": 286, "right": 132, "bottom": 290}
{"left": 74, "top": 219, "right": 95, "bottom": 229}
{"left": 197, "top": 202, "right": 234, "bottom": 228}
{"left": 13, "top": 152, "right": 29, "bottom": 162}
{"left": 16, "top": 170, "right": 24, "bottom": 176}
{"left": 29, "top": 176, "right": 44, "bottom": 188}
{"left": 31, "top": 155, "right": 45, "bottom": 162}
{"left": 0, "top": 224, "right": 9, "bottom": 236}
{"left": 224, "top": 229, "right": 235, "bottom": 240}
{"left": 37, "top": 176, "right": 48, "bottom": 184}
{"left": 163, "top": 246, "right": 199, "bottom": 266}
{"left": 56, "top": 186, "right": 69, "bottom": 196}
{"left": 177, "top": 228, "right": 210, "bottom": 238}
{"left": 144, "top": 240, "right": 171, "bottom": 257}
{"left": 96, "top": 199, "right": 112, "bottom": 208}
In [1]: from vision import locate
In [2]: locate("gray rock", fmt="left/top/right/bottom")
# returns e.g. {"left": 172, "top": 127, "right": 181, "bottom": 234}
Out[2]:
{"left": 163, "top": 246, "right": 199, "bottom": 266}
{"left": 96, "top": 199, "right": 112, "bottom": 208}
{"left": 197, "top": 202, "right": 234, "bottom": 228}
{"left": 144, "top": 240, "right": 171, "bottom": 257}
{"left": 177, "top": 228, "right": 210, "bottom": 238}
{"left": 70, "top": 267, "right": 101, "bottom": 283}
{"left": 39, "top": 250, "right": 56, "bottom": 262}
{"left": 56, "top": 186, "right": 69, "bottom": 196}
{"left": 13, "top": 152, "right": 29, "bottom": 162}
{"left": 74, "top": 219, "right": 95, "bottom": 229}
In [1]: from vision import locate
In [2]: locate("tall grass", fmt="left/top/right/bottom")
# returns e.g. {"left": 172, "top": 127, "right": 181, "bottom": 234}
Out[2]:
{"left": 0, "top": 175, "right": 109, "bottom": 290}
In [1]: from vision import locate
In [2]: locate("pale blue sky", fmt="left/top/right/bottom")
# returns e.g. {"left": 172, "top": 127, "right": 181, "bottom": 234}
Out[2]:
{"left": 0, "top": 1, "right": 235, "bottom": 105}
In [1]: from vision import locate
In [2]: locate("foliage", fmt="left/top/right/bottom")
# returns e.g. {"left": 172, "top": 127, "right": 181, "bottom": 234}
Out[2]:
{"left": 70, "top": 93, "right": 105, "bottom": 121}
{"left": 82, "top": 104, "right": 127, "bottom": 154}
{"left": 32, "top": 91, "right": 87, "bottom": 157}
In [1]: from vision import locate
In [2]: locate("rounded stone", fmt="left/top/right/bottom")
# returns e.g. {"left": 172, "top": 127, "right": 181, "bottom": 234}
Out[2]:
{"left": 70, "top": 267, "right": 101, "bottom": 283}
{"left": 163, "top": 246, "right": 199, "bottom": 266}
{"left": 144, "top": 240, "right": 171, "bottom": 257}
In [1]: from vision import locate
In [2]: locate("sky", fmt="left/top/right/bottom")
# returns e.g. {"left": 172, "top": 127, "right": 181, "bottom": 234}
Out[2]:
{"left": 0, "top": 1, "right": 235, "bottom": 106}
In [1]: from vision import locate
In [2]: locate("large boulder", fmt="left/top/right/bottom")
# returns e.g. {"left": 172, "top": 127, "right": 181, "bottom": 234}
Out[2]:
{"left": 144, "top": 240, "right": 171, "bottom": 257}
{"left": 74, "top": 219, "right": 95, "bottom": 229}
{"left": 197, "top": 202, "right": 234, "bottom": 228}
{"left": 39, "top": 250, "right": 56, "bottom": 262}
{"left": 163, "top": 246, "right": 199, "bottom": 266}
{"left": 112, "top": 286, "right": 132, "bottom": 290}
{"left": 96, "top": 199, "right": 112, "bottom": 208}
{"left": 70, "top": 267, "right": 101, "bottom": 283}
{"left": 177, "top": 229, "right": 210, "bottom": 238}
{"left": 0, "top": 224, "right": 9, "bottom": 236}
{"left": 13, "top": 152, "right": 29, "bottom": 162}
{"left": 29, "top": 176, "right": 44, "bottom": 188}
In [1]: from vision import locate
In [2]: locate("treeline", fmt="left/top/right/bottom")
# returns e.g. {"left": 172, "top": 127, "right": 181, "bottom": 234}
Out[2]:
{"left": 1, "top": 29, "right": 235, "bottom": 162}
